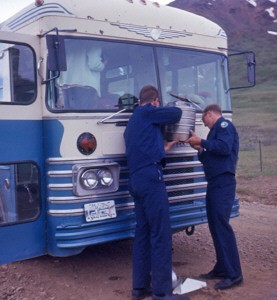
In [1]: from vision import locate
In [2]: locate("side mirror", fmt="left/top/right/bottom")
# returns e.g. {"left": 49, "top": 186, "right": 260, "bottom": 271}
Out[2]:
{"left": 225, "top": 49, "right": 256, "bottom": 92}
{"left": 46, "top": 35, "right": 67, "bottom": 71}
{"left": 247, "top": 53, "right": 256, "bottom": 84}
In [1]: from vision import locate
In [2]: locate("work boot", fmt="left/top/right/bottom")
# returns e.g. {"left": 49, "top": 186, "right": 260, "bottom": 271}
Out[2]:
{"left": 132, "top": 287, "right": 152, "bottom": 300}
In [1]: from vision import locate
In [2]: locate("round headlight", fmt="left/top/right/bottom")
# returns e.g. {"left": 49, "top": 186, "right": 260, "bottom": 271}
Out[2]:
{"left": 98, "top": 169, "right": 113, "bottom": 187}
{"left": 81, "top": 170, "right": 98, "bottom": 189}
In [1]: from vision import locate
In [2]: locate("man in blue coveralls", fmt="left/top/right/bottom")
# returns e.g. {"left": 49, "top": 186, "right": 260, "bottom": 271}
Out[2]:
{"left": 186, "top": 104, "right": 243, "bottom": 290}
{"left": 124, "top": 85, "right": 189, "bottom": 300}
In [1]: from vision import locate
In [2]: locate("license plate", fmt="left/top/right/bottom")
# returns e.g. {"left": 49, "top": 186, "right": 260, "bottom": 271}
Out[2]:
{"left": 84, "top": 200, "right": 117, "bottom": 222}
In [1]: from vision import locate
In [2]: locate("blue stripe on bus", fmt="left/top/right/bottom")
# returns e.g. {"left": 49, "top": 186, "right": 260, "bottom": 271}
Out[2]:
{"left": 6, "top": 2, "right": 73, "bottom": 30}
{"left": 43, "top": 120, "right": 64, "bottom": 158}
{"left": 8, "top": 11, "right": 66, "bottom": 30}
{"left": 0, "top": 120, "right": 64, "bottom": 161}
{"left": 0, "top": 120, "right": 43, "bottom": 162}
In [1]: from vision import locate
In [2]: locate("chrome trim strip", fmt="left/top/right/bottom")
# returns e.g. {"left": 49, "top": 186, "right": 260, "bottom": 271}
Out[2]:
{"left": 116, "top": 202, "right": 135, "bottom": 210}
{"left": 48, "top": 192, "right": 207, "bottom": 216}
{"left": 48, "top": 209, "right": 84, "bottom": 216}
{"left": 166, "top": 149, "right": 198, "bottom": 156}
{"left": 48, "top": 170, "right": 72, "bottom": 178}
{"left": 47, "top": 165, "right": 203, "bottom": 179}
{"left": 48, "top": 179, "right": 131, "bottom": 191}
{"left": 46, "top": 150, "right": 198, "bottom": 165}
{"left": 164, "top": 172, "right": 204, "bottom": 180}
{"left": 165, "top": 161, "right": 202, "bottom": 169}
{"left": 48, "top": 191, "right": 205, "bottom": 204}
{"left": 119, "top": 172, "right": 205, "bottom": 186}
{"left": 48, "top": 180, "right": 206, "bottom": 194}
{"left": 169, "top": 192, "right": 206, "bottom": 202}
{"left": 114, "top": 161, "right": 203, "bottom": 174}
{"left": 167, "top": 182, "right": 207, "bottom": 192}
{"left": 48, "top": 183, "right": 73, "bottom": 190}
{"left": 48, "top": 191, "right": 130, "bottom": 203}
{"left": 46, "top": 156, "right": 127, "bottom": 165}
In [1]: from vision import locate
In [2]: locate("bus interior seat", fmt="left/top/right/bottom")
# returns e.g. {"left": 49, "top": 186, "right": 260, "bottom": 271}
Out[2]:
{"left": 62, "top": 86, "right": 98, "bottom": 109}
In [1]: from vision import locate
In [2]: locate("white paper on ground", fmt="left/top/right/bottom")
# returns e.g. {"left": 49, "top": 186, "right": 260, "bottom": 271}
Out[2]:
{"left": 173, "top": 278, "right": 207, "bottom": 294}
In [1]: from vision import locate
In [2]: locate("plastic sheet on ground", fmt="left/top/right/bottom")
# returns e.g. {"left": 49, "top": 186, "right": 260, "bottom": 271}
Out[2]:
{"left": 173, "top": 278, "right": 207, "bottom": 294}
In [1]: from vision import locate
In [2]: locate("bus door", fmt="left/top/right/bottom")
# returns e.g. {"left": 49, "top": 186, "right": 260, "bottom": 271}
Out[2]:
{"left": 0, "top": 31, "right": 46, "bottom": 264}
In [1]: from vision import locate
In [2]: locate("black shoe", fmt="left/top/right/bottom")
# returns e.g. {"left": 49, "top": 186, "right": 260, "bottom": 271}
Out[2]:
{"left": 199, "top": 270, "right": 226, "bottom": 280}
{"left": 152, "top": 294, "right": 190, "bottom": 300}
{"left": 214, "top": 275, "right": 243, "bottom": 290}
{"left": 132, "top": 288, "right": 152, "bottom": 300}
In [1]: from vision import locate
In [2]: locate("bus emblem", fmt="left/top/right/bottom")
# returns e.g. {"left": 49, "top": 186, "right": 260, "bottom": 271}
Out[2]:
{"left": 110, "top": 22, "right": 192, "bottom": 41}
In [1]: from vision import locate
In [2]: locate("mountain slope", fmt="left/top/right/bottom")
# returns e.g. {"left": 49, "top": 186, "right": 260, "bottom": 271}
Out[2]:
{"left": 169, "top": 0, "right": 277, "bottom": 85}
{"left": 170, "top": 0, "right": 277, "bottom": 36}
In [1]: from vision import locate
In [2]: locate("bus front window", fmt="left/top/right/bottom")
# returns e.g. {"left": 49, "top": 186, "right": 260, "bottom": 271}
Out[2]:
{"left": 156, "top": 48, "right": 231, "bottom": 111}
{"left": 49, "top": 38, "right": 157, "bottom": 112}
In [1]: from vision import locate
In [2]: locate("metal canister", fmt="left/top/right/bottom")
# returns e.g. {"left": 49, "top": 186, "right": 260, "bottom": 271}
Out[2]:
{"left": 164, "top": 100, "right": 196, "bottom": 142}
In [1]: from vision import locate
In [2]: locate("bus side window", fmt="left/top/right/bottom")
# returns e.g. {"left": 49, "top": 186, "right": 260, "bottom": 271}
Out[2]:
{"left": 0, "top": 42, "right": 36, "bottom": 104}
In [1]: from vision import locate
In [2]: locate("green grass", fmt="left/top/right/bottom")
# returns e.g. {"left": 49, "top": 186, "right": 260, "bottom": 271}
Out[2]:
{"left": 231, "top": 84, "right": 277, "bottom": 177}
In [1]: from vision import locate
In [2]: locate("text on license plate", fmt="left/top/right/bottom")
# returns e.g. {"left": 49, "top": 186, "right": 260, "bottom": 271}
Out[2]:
{"left": 84, "top": 200, "right": 117, "bottom": 222}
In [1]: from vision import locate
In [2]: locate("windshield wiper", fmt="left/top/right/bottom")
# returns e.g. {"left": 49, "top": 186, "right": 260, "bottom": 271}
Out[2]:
{"left": 97, "top": 108, "right": 128, "bottom": 125}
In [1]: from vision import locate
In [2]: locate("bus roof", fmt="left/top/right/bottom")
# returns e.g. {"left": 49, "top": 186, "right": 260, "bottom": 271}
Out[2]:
{"left": 0, "top": 0, "right": 227, "bottom": 52}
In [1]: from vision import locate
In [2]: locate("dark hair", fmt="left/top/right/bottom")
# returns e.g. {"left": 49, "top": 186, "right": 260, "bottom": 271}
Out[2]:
{"left": 139, "top": 85, "right": 159, "bottom": 104}
{"left": 203, "top": 104, "right": 222, "bottom": 115}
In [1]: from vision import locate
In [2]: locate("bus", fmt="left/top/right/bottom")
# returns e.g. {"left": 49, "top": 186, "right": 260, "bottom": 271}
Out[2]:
{"left": 0, "top": 0, "right": 255, "bottom": 264}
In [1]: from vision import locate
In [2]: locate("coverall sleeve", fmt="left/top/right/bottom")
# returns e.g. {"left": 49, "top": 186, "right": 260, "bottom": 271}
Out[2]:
{"left": 151, "top": 106, "right": 182, "bottom": 125}
{"left": 200, "top": 124, "right": 234, "bottom": 156}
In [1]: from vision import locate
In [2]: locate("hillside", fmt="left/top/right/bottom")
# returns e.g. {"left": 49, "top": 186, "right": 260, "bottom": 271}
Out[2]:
{"left": 169, "top": 0, "right": 277, "bottom": 85}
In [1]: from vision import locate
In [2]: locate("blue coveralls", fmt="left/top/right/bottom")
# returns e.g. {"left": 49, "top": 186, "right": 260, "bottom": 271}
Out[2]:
{"left": 199, "top": 117, "right": 242, "bottom": 279}
{"left": 124, "top": 103, "right": 182, "bottom": 295}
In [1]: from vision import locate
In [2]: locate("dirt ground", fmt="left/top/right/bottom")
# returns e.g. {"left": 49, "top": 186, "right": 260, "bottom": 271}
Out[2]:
{"left": 0, "top": 176, "right": 277, "bottom": 300}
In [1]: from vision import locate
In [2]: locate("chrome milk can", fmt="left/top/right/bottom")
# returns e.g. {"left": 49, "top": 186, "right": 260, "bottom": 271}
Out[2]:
{"left": 164, "top": 100, "right": 196, "bottom": 142}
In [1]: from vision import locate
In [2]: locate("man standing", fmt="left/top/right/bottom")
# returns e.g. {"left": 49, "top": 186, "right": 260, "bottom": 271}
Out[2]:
{"left": 186, "top": 104, "right": 243, "bottom": 290}
{"left": 124, "top": 85, "right": 189, "bottom": 300}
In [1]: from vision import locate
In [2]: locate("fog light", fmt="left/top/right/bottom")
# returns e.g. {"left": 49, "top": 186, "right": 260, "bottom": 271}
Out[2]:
{"left": 98, "top": 169, "right": 113, "bottom": 187}
{"left": 81, "top": 170, "right": 98, "bottom": 189}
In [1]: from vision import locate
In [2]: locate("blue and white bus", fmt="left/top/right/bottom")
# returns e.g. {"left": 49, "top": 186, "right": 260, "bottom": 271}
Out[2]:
{"left": 0, "top": 0, "right": 255, "bottom": 264}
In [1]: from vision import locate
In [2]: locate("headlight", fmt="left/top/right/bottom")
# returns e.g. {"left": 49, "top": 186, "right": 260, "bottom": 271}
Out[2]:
{"left": 81, "top": 170, "right": 98, "bottom": 189}
{"left": 98, "top": 168, "right": 113, "bottom": 187}
{"left": 73, "top": 162, "right": 120, "bottom": 196}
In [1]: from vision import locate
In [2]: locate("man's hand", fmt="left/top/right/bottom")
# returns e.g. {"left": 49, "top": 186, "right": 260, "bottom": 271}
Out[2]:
{"left": 193, "top": 145, "right": 203, "bottom": 152}
{"left": 164, "top": 139, "right": 179, "bottom": 152}
{"left": 185, "top": 131, "right": 202, "bottom": 146}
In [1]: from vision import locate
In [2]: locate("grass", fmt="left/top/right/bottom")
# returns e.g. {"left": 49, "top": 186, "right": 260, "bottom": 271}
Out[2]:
{"left": 231, "top": 84, "right": 277, "bottom": 178}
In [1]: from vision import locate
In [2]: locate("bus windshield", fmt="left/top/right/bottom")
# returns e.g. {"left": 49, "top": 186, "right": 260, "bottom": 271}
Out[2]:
{"left": 48, "top": 38, "right": 231, "bottom": 112}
